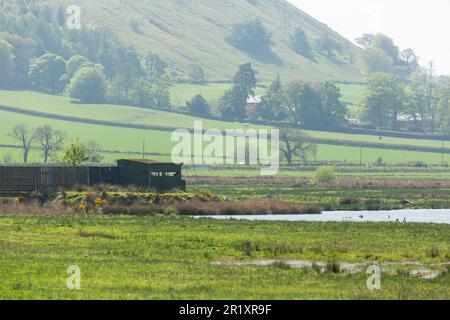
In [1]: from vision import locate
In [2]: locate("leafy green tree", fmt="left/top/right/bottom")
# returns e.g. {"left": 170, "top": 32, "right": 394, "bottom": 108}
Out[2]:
{"left": 0, "top": 39, "right": 15, "bottom": 88}
{"left": 60, "top": 55, "right": 94, "bottom": 90}
{"left": 371, "top": 33, "right": 399, "bottom": 63}
{"left": 67, "top": 66, "right": 106, "bottom": 103}
{"left": 114, "top": 47, "right": 143, "bottom": 104}
{"left": 425, "top": 64, "right": 439, "bottom": 133}
{"left": 145, "top": 53, "right": 167, "bottom": 80}
{"left": 219, "top": 63, "right": 257, "bottom": 119}
{"left": 227, "top": 20, "right": 272, "bottom": 56}
{"left": 318, "top": 82, "right": 347, "bottom": 127}
{"left": 404, "top": 83, "right": 427, "bottom": 131}
{"left": 437, "top": 81, "right": 450, "bottom": 134}
{"left": 358, "top": 33, "right": 418, "bottom": 78}
{"left": 66, "top": 55, "right": 93, "bottom": 78}
{"left": 360, "top": 72, "right": 405, "bottom": 130}
{"left": 151, "top": 81, "right": 171, "bottom": 110}
{"left": 316, "top": 33, "right": 341, "bottom": 57}
{"left": 362, "top": 48, "right": 394, "bottom": 74}
{"left": 57, "top": 6, "right": 66, "bottom": 26}
{"left": 233, "top": 63, "right": 257, "bottom": 95}
{"left": 398, "top": 48, "right": 419, "bottom": 73}
{"left": 355, "top": 34, "right": 374, "bottom": 48}
{"left": 186, "top": 95, "right": 210, "bottom": 116}
{"left": 218, "top": 90, "right": 235, "bottom": 119}
{"left": 1, "top": 33, "right": 38, "bottom": 87}
{"left": 187, "top": 63, "right": 206, "bottom": 84}
{"left": 29, "top": 53, "right": 66, "bottom": 94}
{"left": 257, "top": 76, "right": 287, "bottom": 121}
{"left": 128, "top": 78, "right": 154, "bottom": 107}
{"left": 290, "top": 27, "right": 312, "bottom": 58}
{"left": 284, "top": 81, "right": 323, "bottom": 129}
{"left": 60, "top": 139, "right": 89, "bottom": 167}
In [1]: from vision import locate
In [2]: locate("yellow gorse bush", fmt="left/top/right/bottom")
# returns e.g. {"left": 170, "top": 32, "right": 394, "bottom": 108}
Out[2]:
{"left": 95, "top": 198, "right": 108, "bottom": 207}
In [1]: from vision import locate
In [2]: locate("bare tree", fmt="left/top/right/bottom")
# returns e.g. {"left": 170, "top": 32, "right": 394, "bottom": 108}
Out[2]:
{"left": 9, "top": 124, "right": 36, "bottom": 163}
{"left": 36, "top": 125, "right": 66, "bottom": 162}
{"left": 280, "top": 128, "right": 316, "bottom": 166}
{"left": 86, "top": 140, "right": 104, "bottom": 163}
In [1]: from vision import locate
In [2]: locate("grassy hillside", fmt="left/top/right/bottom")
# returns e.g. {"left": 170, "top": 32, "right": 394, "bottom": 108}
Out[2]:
{"left": 0, "top": 90, "right": 449, "bottom": 165}
{"left": 41, "top": 0, "right": 363, "bottom": 82}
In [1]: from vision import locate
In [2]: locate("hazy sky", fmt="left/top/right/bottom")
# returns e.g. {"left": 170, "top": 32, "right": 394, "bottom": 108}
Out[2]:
{"left": 288, "top": 0, "right": 450, "bottom": 75}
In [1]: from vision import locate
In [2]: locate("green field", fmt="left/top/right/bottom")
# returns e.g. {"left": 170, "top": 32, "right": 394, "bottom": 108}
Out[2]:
{"left": 0, "top": 89, "right": 448, "bottom": 165}
{"left": 0, "top": 90, "right": 269, "bottom": 131}
{"left": 2, "top": 89, "right": 445, "bottom": 149}
{"left": 0, "top": 215, "right": 448, "bottom": 300}
{"left": 170, "top": 83, "right": 266, "bottom": 106}
{"left": 170, "top": 83, "right": 366, "bottom": 107}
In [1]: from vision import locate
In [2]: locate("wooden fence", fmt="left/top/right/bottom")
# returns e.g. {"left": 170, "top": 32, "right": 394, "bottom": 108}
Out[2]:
{"left": 0, "top": 166, "right": 90, "bottom": 196}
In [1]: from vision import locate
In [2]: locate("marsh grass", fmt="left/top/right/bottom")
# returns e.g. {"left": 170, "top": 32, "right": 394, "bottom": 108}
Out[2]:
{"left": 426, "top": 247, "right": 441, "bottom": 258}
{"left": 0, "top": 202, "right": 71, "bottom": 216}
{"left": 175, "top": 199, "right": 321, "bottom": 216}
{"left": 271, "top": 261, "right": 293, "bottom": 270}
{"left": 326, "top": 260, "right": 341, "bottom": 274}
{"left": 0, "top": 216, "right": 448, "bottom": 299}
{"left": 77, "top": 229, "right": 118, "bottom": 240}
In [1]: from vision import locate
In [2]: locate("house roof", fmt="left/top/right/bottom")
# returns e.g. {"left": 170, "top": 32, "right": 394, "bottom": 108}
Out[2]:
{"left": 246, "top": 95, "right": 264, "bottom": 104}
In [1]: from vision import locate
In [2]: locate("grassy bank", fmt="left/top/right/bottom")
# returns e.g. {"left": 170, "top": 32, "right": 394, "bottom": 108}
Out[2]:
{"left": 189, "top": 184, "right": 450, "bottom": 211}
{"left": 0, "top": 215, "right": 448, "bottom": 299}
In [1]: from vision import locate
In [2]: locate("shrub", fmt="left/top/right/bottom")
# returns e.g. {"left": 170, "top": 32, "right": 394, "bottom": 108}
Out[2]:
{"left": 241, "top": 240, "right": 253, "bottom": 257}
{"left": 426, "top": 246, "right": 440, "bottom": 258}
{"left": 289, "top": 27, "right": 312, "bottom": 58}
{"left": 186, "top": 95, "right": 210, "bottom": 116}
{"left": 326, "top": 260, "right": 341, "bottom": 274}
{"left": 186, "top": 64, "right": 206, "bottom": 84}
{"left": 163, "top": 206, "right": 179, "bottom": 216}
{"left": 66, "top": 66, "right": 106, "bottom": 103}
{"left": 102, "top": 204, "right": 159, "bottom": 216}
{"left": 272, "top": 261, "right": 292, "bottom": 270}
{"left": 227, "top": 20, "right": 272, "bottom": 56}
{"left": 314, "top": 166, "right": 337, "bottom": 186}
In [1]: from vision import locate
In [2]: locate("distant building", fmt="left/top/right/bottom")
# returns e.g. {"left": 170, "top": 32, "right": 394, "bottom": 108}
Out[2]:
{"left": 0, "top": 159, "right": 185, "bottom": 197}
{"left": 345, "top": 117, "right": 361, "bottom": 127}
{"left": 246, "top": 94, "right": 264, "bottom": 118}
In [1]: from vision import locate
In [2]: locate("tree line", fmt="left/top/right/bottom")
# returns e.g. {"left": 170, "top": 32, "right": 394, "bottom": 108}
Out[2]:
{"left": 186, "top": 63, "right": 347, "bottom": 130}
{"left": 0, "top": 2, "right": 208, "bottom": 108}
{"left": 5, "top": 124, "right": 102, "bottom": 164}
{"left": 228, "top": 19, "right": 345, "bottom": 62}
{"left": 357, "top": 33, "right": 450, "bottom": 134}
